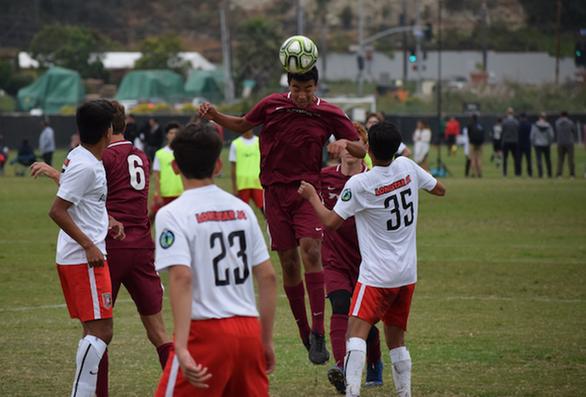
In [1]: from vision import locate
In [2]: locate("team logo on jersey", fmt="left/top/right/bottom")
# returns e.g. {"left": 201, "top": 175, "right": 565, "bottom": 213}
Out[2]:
{"left": 102, "top": 293, "right": 112, "bottom": 309}
{"left": 341, "top": 188, "right": 352, "bottom": 201}
{"left": 159, "top": 229, "right": 175, "bottom": 249}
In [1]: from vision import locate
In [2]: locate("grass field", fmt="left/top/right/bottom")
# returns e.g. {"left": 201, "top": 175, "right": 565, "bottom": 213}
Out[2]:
{"left": 1, "top": 144, "right": 585, "bottom": 396}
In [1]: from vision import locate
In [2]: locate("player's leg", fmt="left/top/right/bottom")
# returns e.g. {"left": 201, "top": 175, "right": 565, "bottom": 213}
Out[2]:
{"left": 365, "top": 326, "right": 383, "bottom": 387}
{"left": 327, "top": 289, "right": 352, "bottom": 394}
{"left": 140, "top": 313, "right": 173, "bottom": 368}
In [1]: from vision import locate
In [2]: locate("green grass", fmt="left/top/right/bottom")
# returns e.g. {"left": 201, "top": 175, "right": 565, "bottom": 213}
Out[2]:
{"left": 1, "top": 145, "right": 585, "bottom": 396}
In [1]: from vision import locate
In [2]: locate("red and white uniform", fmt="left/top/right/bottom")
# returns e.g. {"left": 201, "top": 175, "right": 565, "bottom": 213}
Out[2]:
{"left": 333, "top": 157, "right": 437, "bottom": 328}
{"left": 56, "top": 145, "right": 112, "bottom": 322}
{"left": 154, "top": 185, "right": 270, "bottom": 397}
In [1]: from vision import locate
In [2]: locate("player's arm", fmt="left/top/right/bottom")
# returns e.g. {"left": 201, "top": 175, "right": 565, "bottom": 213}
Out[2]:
{"left": 199, "top": 103, "right": 254, "bottom": 133}
{"left": 298, "top": 181, "right": 344, "bottom": 230}
{"left": 428, "top": 180, "right": 446, "bottom": 196}
{"left": 168, "top": 265, "right": 212, "bottom": 388}
{"left": 328, "top": 139, "right": 366, "bottom": 159}
{"left": 30, "top": 162, "right": 60, "bottom": 185}
{"left": 108, "top": 215, "right": 125, "bottom": 240}
{"left": 253, "top": 260, "right": 277, "bottom": 374}
{"left": 48, "top": 197, "right": 105, "bottom": 267}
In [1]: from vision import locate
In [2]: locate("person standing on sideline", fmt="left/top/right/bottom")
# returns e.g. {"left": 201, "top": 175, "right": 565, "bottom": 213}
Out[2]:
{"left": 444, "top": 116, "right": 460, "bottom": 156}
{"left": 298, "top": 121, "right": 446, "bottom": 397}
{"left": 518, "top": 113, "right": 533, "bottom": 177}
{"left": 491, "top": 118, "right": 503, "bottom": 168}
{"left": 154, "top": 123, "right": 276, "bottom": 396}
{"left": 229, "top": 126, "right": 263, "bottom": 211}
{"left": 412, "top": 120, "right": 431, "bottom": 171}
{"left": 530, "top": 112, "right": 554, "bottom": 178}
{"left": 501, "top": 108, "right": 520, "bottom": 177}
{"left": 555, "top": 111, "right": 576, "bottom": 178}
{"left": 466, "top": 114, "right": 485, "bottom": 178}
{"left": 199, "top": 67, "right": 365, "bottom": 365}
{"left": 144, "top": 117, "right": 164, "bottom": 163}
{"left": 39, "top": 119, "right": 55, "bottom": 165}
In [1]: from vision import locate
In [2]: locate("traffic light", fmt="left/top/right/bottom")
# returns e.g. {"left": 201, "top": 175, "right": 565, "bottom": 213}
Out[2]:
{"left": 576, "top": 41, "right": 586, "bottom": 67}
{"left": 408, "top": 48, "right": 417, "bottom": 63}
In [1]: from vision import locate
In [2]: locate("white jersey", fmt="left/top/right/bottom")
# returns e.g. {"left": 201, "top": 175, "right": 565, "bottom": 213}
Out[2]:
{"left": 56, "top": 145, "right": 109, "bottom": 265}
{"left": 155, "top": 185, "right": 270, "bottom": 320}
{"left": 333, "top": 157, "right": 437, "bottom": 288}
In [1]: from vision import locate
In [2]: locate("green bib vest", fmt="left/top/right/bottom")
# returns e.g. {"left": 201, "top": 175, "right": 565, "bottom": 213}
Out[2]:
{"left": 234, "top": 137, "right": 262, "bottom": 190}
{"left": 155, "top": 148, "right": 183, "bottom": 197}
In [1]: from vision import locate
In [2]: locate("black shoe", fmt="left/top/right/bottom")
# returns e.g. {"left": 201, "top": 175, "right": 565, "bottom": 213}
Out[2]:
{"left": 327, "top": 366, "right": 346, "bottom": 394}
{"left": 308, "top": 332, "right": 330, "bottom": 364}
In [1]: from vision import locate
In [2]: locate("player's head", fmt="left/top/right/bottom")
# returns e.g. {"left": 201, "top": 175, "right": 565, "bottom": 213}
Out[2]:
{"left": 76, "top": 99, "right": 114, "bottom": 145}
{"left": 367, "top": 121, "right": 402, "bottom": 164}
{"left": 171, "top": 122, "right": 222, "bottom": 180}
{"left": 165, "top": 122, "right": 181, "bottom": 144}
{"left": 365, "top": 112, "right": 384, "bottom": 130}
{"left": 560, "top": 110, "right": 568, "bottom": 117}
{"left": 288, "top": 67, "right": 318, "bottom": 108}
{"left": 110, "top": 100, "right": 126, "bottom": 135}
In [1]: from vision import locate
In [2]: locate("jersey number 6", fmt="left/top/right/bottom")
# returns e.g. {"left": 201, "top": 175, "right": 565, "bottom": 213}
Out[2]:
{"left": 384, "top": 188, "right": 414, "bottom": 231}
{"left": 127, "top": 154, "right": 146, "bottom": 191}
{"left": 210, "top": 230, "right": 250, "bottom": 286}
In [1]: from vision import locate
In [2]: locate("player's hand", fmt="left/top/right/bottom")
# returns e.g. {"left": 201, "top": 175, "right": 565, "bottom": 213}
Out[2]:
{"left": 108, "top": 217, "right": 125, "bottom": 240}
{"left": 198, "top": 102, "right": 218, "bottom": 121}
{"left": 298, "top": 181, "right": 317, "bottom": 200}
{"left": 30, "top": 162, "right": 58, "bottom": 182}
{"left": 327, "top": 139, "right": 348, "bottom": 157}
{"left": 84, "top": 244, "right": 105, "bottom": 267}
{"left": 263, "top": 340, "right": 276, "bottom": 374}
{"left": 176, "top": 348, "right": 212, "bottom": 389}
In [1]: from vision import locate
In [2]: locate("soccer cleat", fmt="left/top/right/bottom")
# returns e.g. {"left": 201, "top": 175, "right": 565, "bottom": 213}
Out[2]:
{"left": 327, "top": 366, "right": 346, "bottom": 394}
{"left": 308, "top": 332, "right": 330, "bottom": 364}
{"left": 364, "top": 359, "right": 384, "bottom": 387}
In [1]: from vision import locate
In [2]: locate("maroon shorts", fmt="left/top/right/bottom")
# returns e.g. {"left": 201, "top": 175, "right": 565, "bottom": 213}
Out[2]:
{"left": 264, "top": 183, "right": 322, "bottom": 251}
{"left": 324, "top": 264, "right": 358, "bottom": 296}
{"left": 107, "top": 247, "right": 163, "bottom": 316}
{"left": 349, "top": 282, "right": 416, "bottom": 329}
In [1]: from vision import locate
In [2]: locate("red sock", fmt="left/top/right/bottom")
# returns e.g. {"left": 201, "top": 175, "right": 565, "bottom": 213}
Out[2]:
{"left": 304, "top": 271, "right": 326, "bottom": 336}
{"left": 157, "top": 342, "right": 174, "bottom": 369}
{"left": 96, "top": 350, "right": 108, "bottom": 397}
{"left": 330, "top": 313, "right": 348, "bottom": 367}
{"left": 284, "top": 282, "right": 310, "bottom": 346}
{"left": 366, "top": 326, "right": 382, "bottom": 365}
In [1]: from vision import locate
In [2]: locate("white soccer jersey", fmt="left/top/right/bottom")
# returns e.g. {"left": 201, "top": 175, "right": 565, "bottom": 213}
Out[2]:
{"left": 56, "top": 145, "right": 109, "bottom": 265}
{"left": 155, "top": 185, "right": 270, "bottom": 320}
{"left": 333, "top": 157, "right": 437, "bottom": 288}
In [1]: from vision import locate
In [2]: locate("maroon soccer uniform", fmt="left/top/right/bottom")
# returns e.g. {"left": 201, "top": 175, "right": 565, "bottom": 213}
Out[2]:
{"left": 102, "top": 140, "right": 162, "bottom": 315}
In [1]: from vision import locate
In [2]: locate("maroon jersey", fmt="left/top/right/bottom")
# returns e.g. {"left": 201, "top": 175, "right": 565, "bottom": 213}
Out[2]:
{"left": 320, "top": 164, "right": 367, "bottom": 275}
{"left": 102, "top": 140, "right": 154, "bottom": 249}
{"left": 244, "top": 92, "right": 359, "bottom": 187}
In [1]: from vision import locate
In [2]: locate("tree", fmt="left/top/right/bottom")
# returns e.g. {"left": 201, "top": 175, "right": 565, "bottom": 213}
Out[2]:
{"left": 29, "top": 25, "right": 108, "bottom": 79}
{"left": 134, "top": 34, "right": 185, "bottom": 72}
{"left": 234, "top": 17, "right": 282, "bottom": 90}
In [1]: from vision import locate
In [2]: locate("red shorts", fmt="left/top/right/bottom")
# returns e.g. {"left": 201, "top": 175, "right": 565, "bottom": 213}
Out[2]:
{"left": 155, "top": 317, "right": 269, "bottom": 397}
{"left": 238, "top": 189, "right": 264, "bottom": 210}
{"left": 57, "top": 262, "right": 113, "bottom": 322}
{"left": 149, "top": 196, "right": 179, "bottom": 222}
{"left": 107, "top": 248, "right": 163, "bottom": 316}
{"left": 264, "top": 183, "right": 322, "bottom": 251}
{"left": 349, "top": 282, "right": 416, "bottom": 330}
{"left": 324, "top": 265, "right": 357, "bottom": 296}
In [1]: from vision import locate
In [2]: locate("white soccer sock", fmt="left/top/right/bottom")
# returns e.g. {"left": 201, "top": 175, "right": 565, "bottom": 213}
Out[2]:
{"left": 390, "top": 346, "right": 412, "bottom": 397}
{"left": 70, "top": 335, "right": 107, "bottom": 397}
{"left": 344, "top": 337, "right": 366, "bottom": 397}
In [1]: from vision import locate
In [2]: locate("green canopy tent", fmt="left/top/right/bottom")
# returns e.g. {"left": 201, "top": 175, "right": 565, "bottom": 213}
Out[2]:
{"left": 115, "top": 70, "right": 185, "bottom": 103}
{"left": 184, "top": 69, "right": 224, "bottom": 103}
{"left": 17, "top": 66, "right": 85, "bottom": 114}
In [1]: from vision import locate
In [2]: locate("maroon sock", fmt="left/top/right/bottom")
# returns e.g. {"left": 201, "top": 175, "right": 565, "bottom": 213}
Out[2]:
{"left": 366, "top": 326, "right": 382, "bottom": 365}
{"left": 284, "top": 282, "right": 310, "bottom": 346}
{"left": 96, "top": 350, "right": 108, "bottom": 397}
{"left": 330, "top": 313, "right": 348, "bottom": 367}
{"left": 156, "top": 342, "right": 174, "bottom": 369}
{"left": 304, "top": 271, "right": 326, "bottom": 335}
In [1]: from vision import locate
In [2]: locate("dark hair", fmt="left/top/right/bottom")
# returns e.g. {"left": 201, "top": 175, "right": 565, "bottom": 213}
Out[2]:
{"left": 171, "top": 122, "right": 222, "bottom": 179}
{"left": 76, "top": 100, "right": 114, "bottom": 145}
{"left": 287, "top": 66, "right": 319, "bottom": 85}
{"left": 110, "top": 100, "right": 126, "bottom": 134}
{"left": 366, "top": 112, "right": 384, "bottom": 124}
{"left": 165, "top": 122, "right": 182, "bottom": 133}
{"left": 561, "top": 111, "right": 568, "bottom": 117}
{"left": 368, "top": 121, "right": 402, "bottom": 162}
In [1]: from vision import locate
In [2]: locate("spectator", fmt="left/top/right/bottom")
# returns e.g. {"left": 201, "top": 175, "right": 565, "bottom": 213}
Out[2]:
{"left": 124, "top": 113, "right": 139, "bottom": 143}
{"left": 490, "top": 118, "right": 503, "bottom": 168}
{"left": 38, "top": 119, "right": 55, "bottom": 166}
{"left": 11, "top": 139, "right": 36, "bottom": 176}
{"left": 444, "top": 116, "right": 460, "bottom": 156}
{"left": 461, "top": 120, "right": 471, "bottom": 177}
{"left": 501, "top": 107, "right": 520, "bottom": 177}
{"left": 555, "top": 111, "right": 576, "bottom": 178}
{"left": 144, "top": 117, "right": 164, "bottom": 163}
{"left": 518, "top": 113, "right": 533, "bottom": 177}
{"left": 229, "top": 126, "right": 263, "bottom": 211}
{"left": 365, "top": 112, "right": 411, "bottom": 157}
{"left": 412, "top": 120, "right": 431, "bottom": 170}
{"left": 466, "top": 114, "right": 485, "bottom": 178}
{"left": 0, "top": 134, "right": 7, "bottom": 176}
{"left": 530, "top": 112, "right": 554, "bottom": 178}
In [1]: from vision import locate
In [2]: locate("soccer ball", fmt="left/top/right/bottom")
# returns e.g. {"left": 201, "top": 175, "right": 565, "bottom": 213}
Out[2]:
{"left": 279, "top": 35, "right": 319, "bottom": 74}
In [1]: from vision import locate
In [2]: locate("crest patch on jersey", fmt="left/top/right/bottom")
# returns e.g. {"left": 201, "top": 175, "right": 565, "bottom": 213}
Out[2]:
{"left": 341, "top": 188, "right": 352, "bottom": 202}
{"left": 159, "top": 229, "right": 175, "bottom": 249}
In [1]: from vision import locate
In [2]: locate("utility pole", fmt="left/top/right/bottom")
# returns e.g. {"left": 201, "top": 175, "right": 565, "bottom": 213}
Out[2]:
{"left": 357, "top": 0, "right": 365, "bottom": 96}
{"left": 219, "top": 0, "right": 235, "bottom": 102}
{"left": 414, "top": 0, "right": 423, "bottom": 94}
{"left": 297, "top": 0, "right": 305, "bottom": 35}
{"left": 401, "top": 0, "right": 408, "bottom": 82}
{"left": 480, "top": 1, "right": 488, "bottom": 71}
{"left": 555, "top": 0, "right": 561, "bottom": 84}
